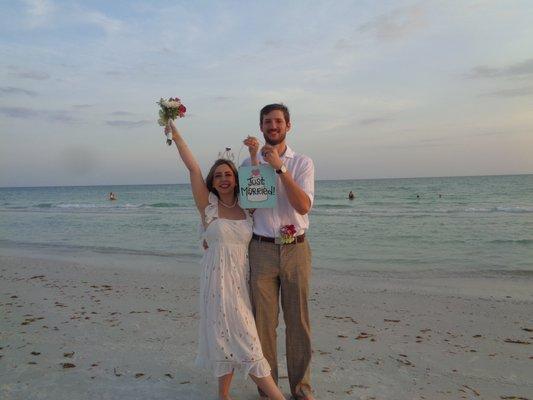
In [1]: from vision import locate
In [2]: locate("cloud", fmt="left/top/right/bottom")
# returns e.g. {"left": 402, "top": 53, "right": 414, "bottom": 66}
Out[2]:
{"left": 23, "top": 0, "right": 55, "bottom": 28}
{"left": 212, "top": 96, "right": 233, "bottom": 102}
{"left": 358, "top": 4, "right": 427, "bottom": 41}
{"left": 8, "top": 70, "right": 50, "bottom": 80}
{"left": 110, "top": 111, "right": 135, "bottom": 116}
{"left": 20, "top": 2, "right": 123, "bottom": 35}
{"left": 482, "top": 87, "right": 533, "bottom": 97}
{"left": 105, "top": 120, "right": 151, "bottom": 128}
{"left": 0, "top": 106, "right": 75, "bottom": 122}
{"left": 467, "top": 58, "right": 533, "bottom": 79}
{"left": 359, "top": 116, "right": 393, "bottom": 126}
{"left": 0, "top": 86, "right": 37, "bottom": 96}
{"left": 84, "top": 10, "right": 123, "bottom": 35}
{"left": 72, "top": 104, "right": 94, "bottom": 109}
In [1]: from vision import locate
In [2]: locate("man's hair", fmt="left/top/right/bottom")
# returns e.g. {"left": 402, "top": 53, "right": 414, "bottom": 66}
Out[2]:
{"left": 260, "top": 103, "right": 290, "bottom": 125}
{"left": 205, "top": 159, "right": 239, "bottom": 198}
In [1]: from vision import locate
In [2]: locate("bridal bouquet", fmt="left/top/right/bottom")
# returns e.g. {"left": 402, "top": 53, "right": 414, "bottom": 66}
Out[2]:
{"left": 157, "top": 97, "right": 186, "bottom": 145}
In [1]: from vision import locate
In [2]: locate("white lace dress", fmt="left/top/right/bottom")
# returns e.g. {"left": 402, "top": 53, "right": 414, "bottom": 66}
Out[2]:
{"left": 195, "top": 192, "right": 271, "bottom": 378}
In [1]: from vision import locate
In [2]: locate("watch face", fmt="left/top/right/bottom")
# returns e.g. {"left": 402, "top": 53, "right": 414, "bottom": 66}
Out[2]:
{"left": 281, "top": 165, "right": 287, "bottom": 173}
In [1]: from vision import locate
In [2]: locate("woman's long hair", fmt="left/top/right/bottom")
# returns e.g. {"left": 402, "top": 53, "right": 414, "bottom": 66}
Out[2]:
{"left": 205, "top": 159, "right": 239, "bottom": 199}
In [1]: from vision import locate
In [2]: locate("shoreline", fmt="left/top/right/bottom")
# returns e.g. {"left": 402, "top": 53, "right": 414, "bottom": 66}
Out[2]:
{"left": 1, "top": 253, "right": 532, "bottom": 399}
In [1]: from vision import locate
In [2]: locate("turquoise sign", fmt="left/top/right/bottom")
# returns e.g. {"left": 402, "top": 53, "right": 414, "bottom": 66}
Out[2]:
{"left": 238, "top": 165, "right": 277, "bottom": 208}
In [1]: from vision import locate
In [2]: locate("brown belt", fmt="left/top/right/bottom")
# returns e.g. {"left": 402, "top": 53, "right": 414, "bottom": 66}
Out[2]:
{"left": 252, "top": 233, "right": 306, "bottom": 244}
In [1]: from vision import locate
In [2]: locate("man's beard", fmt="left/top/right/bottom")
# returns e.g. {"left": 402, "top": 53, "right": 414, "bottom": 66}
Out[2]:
{"left": 263, "top": 131, "right": 286, "bottom": 146}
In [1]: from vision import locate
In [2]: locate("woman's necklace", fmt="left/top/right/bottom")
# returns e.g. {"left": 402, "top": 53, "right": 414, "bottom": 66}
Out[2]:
{"left": 219, "top": 197, "right": 238, "bottom": 208}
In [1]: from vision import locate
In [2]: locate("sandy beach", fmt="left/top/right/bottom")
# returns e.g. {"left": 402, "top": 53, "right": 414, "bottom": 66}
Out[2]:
{"left": 1, "top": 254, "right": 532, "bottom": 400}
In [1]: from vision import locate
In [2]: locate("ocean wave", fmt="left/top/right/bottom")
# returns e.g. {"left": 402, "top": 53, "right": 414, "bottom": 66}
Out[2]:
{"left": 488, "top": 239, "right": 533, "bottom": 245}
{"left": 313, "top": 204, "right": 353, "bottom": 209}
{"left": 461, "top": 206, "right": 533, "bottom": 213}
{"left": 1, "top": 202, "right": 192, "bottom": 211}
{"left": 146, "top": 202, "right": 181, "bottom": 208}
{"left": 311, "top": 205, "right": 533, "bottom": 217}
{"left": 56, "top": 203, "right": 142, "bottom": 209}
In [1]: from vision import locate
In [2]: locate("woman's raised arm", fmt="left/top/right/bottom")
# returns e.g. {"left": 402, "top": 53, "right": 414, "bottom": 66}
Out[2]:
{"left": 167, "top": 120, "right": 210, "bottom": 213}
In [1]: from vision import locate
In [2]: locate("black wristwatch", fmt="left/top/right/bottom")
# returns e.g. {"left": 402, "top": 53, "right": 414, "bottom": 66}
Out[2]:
{"left": 276, "top": 164, "right": 287, "bottom": 174}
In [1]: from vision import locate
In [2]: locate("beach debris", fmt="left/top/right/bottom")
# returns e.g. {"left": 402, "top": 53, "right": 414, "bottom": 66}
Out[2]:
{"left": 321, "top": 367, "right": 331, "bottom": 373}
{"left": 384, "top": 319, "right": 400, "bottom": 323}
{"left": 63, "top": 352, "right": 74, "bottom": 358}
{"left": 356, "top": 332, "right": 373, "bottom": 340}
{"left": 391, "top": 355, "right": 414, "bottom": 367}
{"left": 337, "top": 334, "right": 348, "bottom": 338}
{"left": 21, "top": 317, "right": 43, "bottom": 325}
{"left": 113, "top": 367, "right": 122, "bottom": 376}
{"left": 179, "top": 381, "right": 190, "bottom": 384}
{"left": 129, "top": 310, "right": 150, "bottom": 314}
{"left": 500, "top": 396, "right": 529, "bottom": 400}
{"left": 504, "top": 338, "right": 531, "bottom": 345}
{"left": 325, "top": 315, "right": 358, "bottom": 324}
{"left": 473, "top": 334, "right": 483, "bottom": 338}
{"left": 61, "top": 363, "right": 76, "bottom": 369}
{"left": 134, "top": 373, "right": 145, "bottom": 378}
{"left": 521, "top": 327, "right": 533, "bottom": 332}
{"left": 463, "top": 384, "right": 480, "bottom": 396}
{"left": 30, "top": 351, "right": 40, "bottom": 356}
{"left": 165, "top": 373, "right": 173, "bottom": 379}
{"left": 29, "top": 275, "right": 46, "bottom": 280}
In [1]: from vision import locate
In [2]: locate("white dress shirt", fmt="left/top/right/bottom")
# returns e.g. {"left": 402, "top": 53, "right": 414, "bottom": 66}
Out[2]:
{"left": 241, "top": 145, "right": 314, "bottom": 237}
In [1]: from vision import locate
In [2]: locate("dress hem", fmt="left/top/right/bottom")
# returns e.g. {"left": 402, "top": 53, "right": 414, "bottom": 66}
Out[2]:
{"left": 195, "top": 356, "right": 271, "bottom": 379}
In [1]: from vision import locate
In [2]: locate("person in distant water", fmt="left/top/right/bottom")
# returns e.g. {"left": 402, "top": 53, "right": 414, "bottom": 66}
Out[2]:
{"left": 243, "top": 103, "right": 316, "bottom": 400}
{"left": 109, "top": 192, "right": 116, "bottom": 201}
{"left": 416, "top": 194, "right": 420, "bottom": 199}
{"left": 348, "top": 191, "right": 355, "bottom": 200}
{"left": 165, "top": 120, "right": 286, "bottom": 400}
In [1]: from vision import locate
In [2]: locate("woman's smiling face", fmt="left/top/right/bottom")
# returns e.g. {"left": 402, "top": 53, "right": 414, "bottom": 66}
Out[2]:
{"left": 212, "top": 163, "right": 236, "bottom": 195}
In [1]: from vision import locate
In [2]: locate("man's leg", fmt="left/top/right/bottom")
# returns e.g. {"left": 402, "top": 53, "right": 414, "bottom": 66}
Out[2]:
{"left": 280, "top": 240, "right": 313, "bottom": 399}
{"left": 249, "top": 239, "right": 281, "bottom": 397}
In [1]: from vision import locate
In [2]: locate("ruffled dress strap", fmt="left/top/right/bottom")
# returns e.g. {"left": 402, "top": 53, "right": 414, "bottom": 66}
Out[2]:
{"left": 204, "top": 192, "right": 219, "bottom": 225}
{"left": 198, "top": 192, "right": 219, "bottom": 243}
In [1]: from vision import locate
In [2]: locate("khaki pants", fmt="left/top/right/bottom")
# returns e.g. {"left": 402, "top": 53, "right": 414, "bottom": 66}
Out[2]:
{"left": 249, "top": 238, "right": 313, "bottom": 398}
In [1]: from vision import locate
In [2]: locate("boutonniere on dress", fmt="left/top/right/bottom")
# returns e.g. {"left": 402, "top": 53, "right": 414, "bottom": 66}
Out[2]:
{"left": 279, "top": 224, "right": 297, "bottom": 244}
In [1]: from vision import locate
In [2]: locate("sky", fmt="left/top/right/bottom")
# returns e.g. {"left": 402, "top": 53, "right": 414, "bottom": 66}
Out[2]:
{"left": 1, "top": 0, "right": 532, "bottom": 187}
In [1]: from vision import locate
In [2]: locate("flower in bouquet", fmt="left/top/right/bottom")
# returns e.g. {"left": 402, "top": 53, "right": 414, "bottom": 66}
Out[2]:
{"left": 279, "top": 224, "right": 297, "bottom": 244}
{"left": 157, "top": 97, "right": 186, "bottom": 126}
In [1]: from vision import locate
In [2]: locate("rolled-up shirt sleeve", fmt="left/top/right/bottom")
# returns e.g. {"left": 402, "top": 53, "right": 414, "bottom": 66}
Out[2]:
{"left": 293, "top": 156, "right": 315, "bottom": 208}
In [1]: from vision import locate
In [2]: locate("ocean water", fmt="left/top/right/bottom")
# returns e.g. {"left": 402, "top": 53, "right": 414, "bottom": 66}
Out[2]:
{"left": 1, "top": 175, "right": 532, "bottom": 275}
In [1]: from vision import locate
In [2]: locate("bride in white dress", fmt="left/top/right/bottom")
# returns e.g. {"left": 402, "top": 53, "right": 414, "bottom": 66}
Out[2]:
{"left": 166, "top": 121, "right": 286, "bottom": 400}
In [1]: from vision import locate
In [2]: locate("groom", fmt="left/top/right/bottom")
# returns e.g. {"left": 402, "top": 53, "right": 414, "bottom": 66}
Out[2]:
{"left": 243, "top": 104, "right": 315, "bottom": 400}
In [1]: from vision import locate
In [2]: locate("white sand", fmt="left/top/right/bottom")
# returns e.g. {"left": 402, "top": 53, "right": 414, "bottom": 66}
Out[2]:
{"left": 1, "top": 254, "right": 532, "bottom": 400}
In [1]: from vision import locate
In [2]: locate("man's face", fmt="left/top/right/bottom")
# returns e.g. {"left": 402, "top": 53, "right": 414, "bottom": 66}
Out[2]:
{"left": 260, "top": 110, "right": 291, "bottom": 146}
